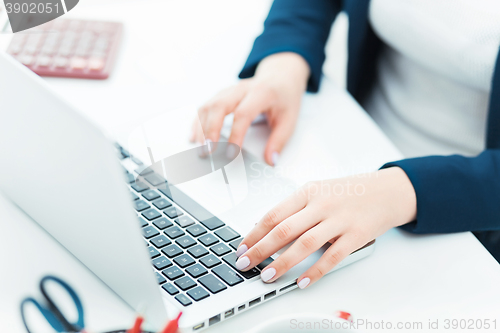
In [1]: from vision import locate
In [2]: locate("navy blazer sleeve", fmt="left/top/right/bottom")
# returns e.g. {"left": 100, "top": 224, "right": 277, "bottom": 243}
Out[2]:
{"left": 239, "top": 0, "right": 341, "bottom": 92}
{"left": 382, "top": 150, "right": 500, "bottom": 234}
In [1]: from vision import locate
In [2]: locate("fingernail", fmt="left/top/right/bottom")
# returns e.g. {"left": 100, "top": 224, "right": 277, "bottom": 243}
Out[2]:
{"left": 261, "top": 267, "right": 276, "bottom": 282}
{"left": 271, "top": 152, "right": 279, "bottom": 166}
{"left": 236, "top": 244, "right": 248, "bottom": 257}
{"left": 205, "top": 139, "right": 212, "bottom": 153}
{"left": 235, "top": 256, "right": 250, "bottom": 270}
{"left": 298, "top": 277, "right": 310, "bottom": 289}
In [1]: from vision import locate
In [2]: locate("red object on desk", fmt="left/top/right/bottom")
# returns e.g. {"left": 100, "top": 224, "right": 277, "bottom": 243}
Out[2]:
{"left": 160, "top": 312, "right": 182, "bottom": 333}
{"left": 7, "top": 19, "right": 122, "bottom": 79}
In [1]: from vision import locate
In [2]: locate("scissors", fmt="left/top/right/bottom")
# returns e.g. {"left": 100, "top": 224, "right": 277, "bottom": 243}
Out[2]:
{"left": 20, "top": 275, "right": 86, "bottom": 333}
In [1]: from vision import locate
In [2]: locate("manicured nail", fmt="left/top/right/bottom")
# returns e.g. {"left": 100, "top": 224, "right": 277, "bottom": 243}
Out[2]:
{"left": 235, "top": 256, "right": 250, "bottom": 270}
{"left": 236, "top": 244, "right": 248, "bottom": 257}
{"left": 271, "top": 152, "right": 279, "bottom": 166}
{"left": 261, "top": 267, "right": 276, "bottom": 282}
{"left": 298, "top": 277, "right": 310, "bottom": 289}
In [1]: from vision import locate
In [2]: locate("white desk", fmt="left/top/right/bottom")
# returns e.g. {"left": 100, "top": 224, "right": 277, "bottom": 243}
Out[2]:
{"left": 2, "top": 1, "right": 500, "bottom": 332}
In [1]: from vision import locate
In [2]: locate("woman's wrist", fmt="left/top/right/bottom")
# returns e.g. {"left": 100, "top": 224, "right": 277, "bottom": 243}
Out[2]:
{"left": 255, "top": 52, "right": 310, "bottom": 90}
{"left": 379, "top": 167, "right": 417, "bottom": 228}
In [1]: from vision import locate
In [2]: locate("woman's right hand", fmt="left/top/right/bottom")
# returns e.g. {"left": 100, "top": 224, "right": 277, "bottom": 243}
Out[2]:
{"left": 190, "top": 52, "right": 310, "bottom": 165}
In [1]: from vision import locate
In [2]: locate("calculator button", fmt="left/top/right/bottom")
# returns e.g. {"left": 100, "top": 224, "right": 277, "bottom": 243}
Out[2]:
{"left": 88, "top": 58, "right": 104, "bottom": 71}
{"left": 20, "top": 55, "right": 34, "bottom": 66}
{"left": 38, "top": 56, "right": 52, "bottom": 67}
{"left": 70, "top": 57, "right": 87, "bottom": 70}
{"left": 54, "top": 57, "right": 68, "bottom": 68}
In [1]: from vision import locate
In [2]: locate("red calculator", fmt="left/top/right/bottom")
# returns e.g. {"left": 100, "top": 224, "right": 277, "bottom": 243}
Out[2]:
{"left": 6, "top": 19, "right": 123, "bottom": 79}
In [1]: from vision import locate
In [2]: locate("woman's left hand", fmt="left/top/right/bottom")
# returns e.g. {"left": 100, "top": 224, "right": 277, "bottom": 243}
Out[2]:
{"left": 234, "top": 167, "right": 417, "bottom": 289}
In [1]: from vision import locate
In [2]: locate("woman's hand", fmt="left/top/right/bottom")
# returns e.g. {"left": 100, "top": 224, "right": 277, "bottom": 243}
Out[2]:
{"left": 190, "top": 52, "right": 310, "bottom": 165}
{"left": 234, "top": 167, "right": 417, "bottom": 289}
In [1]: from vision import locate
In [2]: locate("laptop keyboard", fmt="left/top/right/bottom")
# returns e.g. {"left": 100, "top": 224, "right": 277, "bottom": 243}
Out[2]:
{"left": 115, "top": 144, "right": 273, "bottom": 307}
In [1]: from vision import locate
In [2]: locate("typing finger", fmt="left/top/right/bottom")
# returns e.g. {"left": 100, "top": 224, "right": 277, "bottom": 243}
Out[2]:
{"left": 258, "top": 220, "right": 342, "bottom": 283}
{"left": 296, "top": 233, "right": 364, "bottom": 289}
{"left": 236, "top": 186, "right": 309, "bottom": 256}
{"left": 235, "top": 206, "right": 320, "bottom": 272}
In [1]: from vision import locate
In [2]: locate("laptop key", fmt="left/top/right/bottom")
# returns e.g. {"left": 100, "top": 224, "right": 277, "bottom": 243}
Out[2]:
{"left": 164, "top": 206, "right": 183, "bottom": 219}
{"left": 198, "top": 234, "right": 219, "bottom": 247}
{"left": 131, "top": 181, "right": 149, "bottom": 192}
{"left": 215, "top": 226, "right": 240, "bottom": 242}
{"left": 187, "top": 245, "right": 209, "bottom": 259}
{"left": 199, "top": 254, "right": 221, "bottom": 268}
{"left": 138, "top": 216, "right": 148, "bottom": 227}
{"left": 142, "top": 189, "right": 160, "bottom": 201}
{"left": 153, "top": 198, "right": 172, "bottom": 210}
{"left": 131, "top": 191, "right": 139, "bottom": 201}
{"left": 142, "top": 208, "right": 161, "bottom": 221}
{"left": 156, "top": 272, "right": 166, "bottom": 284}
{"left": 161, "top": 244, "right": 183, "bottom": 258}
{"left": 175, "top": 216, "right": 195, "bottom": 228}
{"left": 164, "top": 226, "right": 185, "bottom": 239}
{"left": 134, "top": 200, "right": 150, "bottom": 212}
{"left": 162, "top": 265, "right": 184, "bottom": 280}
{"left": 200, "top": 217, "right": 225, "bottom": 230}
{"left": 212, "top": 264, "right": 244, "bottom": 286}
{"left": 186, "top": 263, "right": 208, "bottom": 278}
{"left": 229, "top": 238, "right": 243, "bottom": 250}
{"left": 198, "top": 274, "right": 227, "bottom": 294}
{"left": 174, "top": 276, "right": 196, "bottom": 291}
{"left": 152, "top": 256, "right": 172, "bottom": 270}
{"left": 142, "top": 226, "right": 160, "bottom": 239}
{"left": 175, "top": 235, "right": 197, "bottom": 249}
{"left": 152, "top": 217, "right": 173, "bottom": 230}
{"left": 148, "top": 246, "right": 160, "bottom": 259}
{"left": 125, "top": 173, "right": 135, "bottom": 184}
{"left": 210, "top": 243, "right": 231, "bottom": 257}
{"left": 150, "top": 235, "right": 171, "bottom": 248}
{"left": 186, "top": 224, "right": 207, "bottom": 237}
{"left": 222, "top": 253, "right": 260, "bottom": 279}
{"left": 187, "top": 286, "right": 210, "bottom": 301}
{"left": 162, "top": 282, "right": 179, "bottom": 295}
{"left": 173, "top": 253, "right": 195, "bottom": 268}
{"left": 257, "top": 257, "right": 274, "bottom": 270}
{"left": 144, "top": 173, "right": 166, "bottom": 186}
{"left": 175, "top": 294, "right": 192, "bottom": 306}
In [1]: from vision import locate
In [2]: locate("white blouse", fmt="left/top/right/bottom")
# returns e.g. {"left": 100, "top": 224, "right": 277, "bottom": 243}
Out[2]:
{"left": 365, "top": 0, "right": 500, "bottom": 158}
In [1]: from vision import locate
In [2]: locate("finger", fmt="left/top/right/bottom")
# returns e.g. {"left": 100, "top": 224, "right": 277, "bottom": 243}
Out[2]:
{"left": 236, "top": 185, "right": 309, "bottom": 256}
{"left": 235, "top": 206, "right": 321, "bottom": 272}
{"left": 264, "top": 110, "right": 298, "bottom": 165}
{"left": 258, "top": 220, "right": 342, "bottom": 283}
{"left": 190, "top": 117, "right": 201, "bottom": 143}
{"left": 296, "top": 233, "right": 364, "bottom": 289}
{"left": 195, "top": 107, "right": 208, "bottom": 144}
{"left": 227, "top": 90, "right": 268, "bottom": 149}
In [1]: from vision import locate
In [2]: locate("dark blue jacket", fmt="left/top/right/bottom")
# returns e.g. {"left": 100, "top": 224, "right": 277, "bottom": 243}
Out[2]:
{"left": 239, "top": 0, "right": 500, "bottom": 258}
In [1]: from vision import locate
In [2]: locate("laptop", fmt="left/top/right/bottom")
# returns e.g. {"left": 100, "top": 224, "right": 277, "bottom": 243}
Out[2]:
{"left": 0, "top": 51, "right": 375, "bottom": 332}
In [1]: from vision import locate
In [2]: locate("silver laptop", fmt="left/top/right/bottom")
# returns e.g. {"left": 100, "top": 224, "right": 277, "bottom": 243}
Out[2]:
{"left": 0, "top": 51, "right": 375, "bottom": 332}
